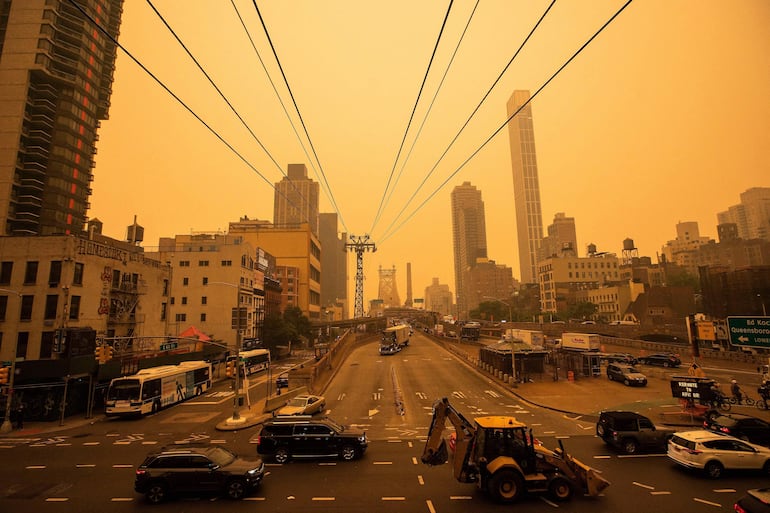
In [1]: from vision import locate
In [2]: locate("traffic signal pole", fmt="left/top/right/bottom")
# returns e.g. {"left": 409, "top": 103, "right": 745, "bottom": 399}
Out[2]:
{"left": 0, "top": 360, "right": 15, "bottom": 433}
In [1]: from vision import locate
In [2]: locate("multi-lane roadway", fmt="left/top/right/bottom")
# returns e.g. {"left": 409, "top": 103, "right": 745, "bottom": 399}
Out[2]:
{"left": 0, "top": 331, "right": 766, "bottom": 512}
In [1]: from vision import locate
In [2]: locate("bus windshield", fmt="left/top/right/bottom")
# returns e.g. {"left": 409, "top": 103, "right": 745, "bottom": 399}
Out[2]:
{"left": 107, "top": 379, "right": 141, "bottom": 401}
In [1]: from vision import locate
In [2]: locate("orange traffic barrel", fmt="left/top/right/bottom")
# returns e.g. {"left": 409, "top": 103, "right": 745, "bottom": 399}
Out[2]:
{"left": 567, "top": 370, "right": 575, "bottom": 381}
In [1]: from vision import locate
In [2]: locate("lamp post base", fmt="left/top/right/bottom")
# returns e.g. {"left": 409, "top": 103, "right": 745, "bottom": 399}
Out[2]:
{"left": 224, "top": 415, "right": 247, "bottom": 427}
{"left": 0, "top": 419, "right": 12, "bottom": 434}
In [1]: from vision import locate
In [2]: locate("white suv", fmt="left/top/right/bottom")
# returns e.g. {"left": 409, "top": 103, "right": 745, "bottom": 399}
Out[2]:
{"left": 667, "top": 430, "right": 770, "bottom": 478}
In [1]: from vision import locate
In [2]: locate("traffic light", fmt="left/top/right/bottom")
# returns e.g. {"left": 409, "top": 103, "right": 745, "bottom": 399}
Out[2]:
{"left": 0, "top": 365, "right": 9, "bottom": 385}
{"left": 225, "top": 359, "right": 235, "bottom": 378}
{"left": 104, "top": 345, "right": 114, "bottom": 362}
{"left": 95, "top": 344, "right": 104, "bottom": 363}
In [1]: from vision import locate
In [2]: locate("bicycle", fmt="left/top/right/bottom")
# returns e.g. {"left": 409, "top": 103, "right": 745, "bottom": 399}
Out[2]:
{"left": 756, "top": 397, "right": 769, "bottom": 411}
{"left": 729, "top": 389, "right": 756, "bottom": 407}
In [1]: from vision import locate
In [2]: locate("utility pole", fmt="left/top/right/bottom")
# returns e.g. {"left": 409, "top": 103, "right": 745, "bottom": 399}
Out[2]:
{"left": 345, "top": 235, "right": 376, "bottom": 319}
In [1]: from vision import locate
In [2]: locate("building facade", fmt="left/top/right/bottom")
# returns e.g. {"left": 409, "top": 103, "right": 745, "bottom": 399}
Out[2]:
{"left": 507, "top": 89, "right": 544, "bottom": 284}
{"left": 150, "top": 233, "right": 263, "bottom": 350}
{"left": 661, "top": 221, "right": 714, "bottom": 276}
{"left": 318, "top": 212, "right": 347, "bottom": 317}
{"left": 0, "top": 233, "right": 170, "bottom": 363}
{"left": 717, "top": 187, "right": 770, "bottom": 242}
{"left": 539, "top": 212, "right": 577, "bottom": 261}
{"left": 273, "top": 163, "right": 320, "bottom": 235}
{"left": 450, "top": 182, "right": 487, "bottom": 320}
{"left": 463, "top": 258, "right": 515, "bottom": 316}
{"left": 537, "top": 253, "right": 620, "bottom": 313}
{"left": 0, "top": 1, "right": 123, "bottom": 236}
{"left": 229, "top": 217, "right": 321, "bottom": 319}
{"left": 424, "top": 277, "right": 453, "bottom": 317}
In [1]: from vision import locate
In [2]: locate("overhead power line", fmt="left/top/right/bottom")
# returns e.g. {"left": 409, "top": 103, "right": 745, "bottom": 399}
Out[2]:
{"left": 252, "top": 0, "right": 348, "bottom": 233}
{"left": 378, "top": 0, "right": 634, "bottom": 246}
{"left": 369, "top": 0, "right": 455, "bottom": 235}
{"left": 377, "top": 0, "right": 556, "bottom": 244}
{"left": 146, "top": 0, "right": 314, "bottom": 225}
{"left": 67, "top": 0, "right": 303, "bottom": 215}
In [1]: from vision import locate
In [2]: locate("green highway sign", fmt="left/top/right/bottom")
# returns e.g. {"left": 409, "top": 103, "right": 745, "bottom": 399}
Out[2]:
{"left": 727, "top": 316, "right": 770, "bottom": 348}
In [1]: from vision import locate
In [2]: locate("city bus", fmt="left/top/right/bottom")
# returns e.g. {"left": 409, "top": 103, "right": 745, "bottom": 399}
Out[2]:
{"left": 226, "top": 348, "right": 271, "bottom": 377}
{"left": 105, "top": 360, "right": 212, "bottom": 417}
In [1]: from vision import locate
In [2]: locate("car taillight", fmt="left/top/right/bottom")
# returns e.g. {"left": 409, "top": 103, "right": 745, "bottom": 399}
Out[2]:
{"left": 136, "top": 469, "right": 147, "bottom": 476}
{"left": 685, "top": 448, "right": 702, "bottom": 455}
{"left": 719, "top": 427, "right": 730, "bottom": 434}
{"left": 255, "top": 436, "right": 261, "bottom": 445}
{"left": 735, "top": 502, "right": 747, "bottom": 513}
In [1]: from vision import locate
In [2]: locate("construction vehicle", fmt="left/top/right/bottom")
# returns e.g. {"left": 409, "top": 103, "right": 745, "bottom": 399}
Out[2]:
{"left": 421, "top": 397, "right": 610, "bottom": 503}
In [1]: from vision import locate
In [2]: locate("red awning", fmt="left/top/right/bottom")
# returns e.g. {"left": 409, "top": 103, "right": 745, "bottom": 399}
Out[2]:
{"left": 178, "top": 326, "right": 212, "bottom": 342}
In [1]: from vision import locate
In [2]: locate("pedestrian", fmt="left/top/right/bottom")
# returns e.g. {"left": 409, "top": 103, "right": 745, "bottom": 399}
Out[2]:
{"left": 730, "top": 379, "right": 743, "bottom": 405}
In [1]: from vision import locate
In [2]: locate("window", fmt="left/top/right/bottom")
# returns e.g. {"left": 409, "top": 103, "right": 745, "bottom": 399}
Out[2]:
{"left": 183, "top": 277, "right": 189, "bottom": 286}
{"left": 24, "top": 261, "right": 39, "bottom": 285}
{"left": 0, "top": 261, "right": 12, "bottom": 285}
{"left": 40, "top": 331, "right": 54, "bottom": 359}
{"left": 201, "top": 296, "right": 207, "bottom": 305}
{"left": 175, "top": 313, "right": 187, "bottom": 322}
{"left": 161, "top": 303, "right": 167, "bottom": 321}
{"left": 198, "top": 260, "right": 209, "bottom": 267}
{"left": 47, "top": 261, "right": 62, "bottom": 286}
{"left": 163, "top": 279, "right": 169, "bottom": 296}
{"left": 179, "top": 260, "right": 190, "bottom": 267}
{"left": 73, "top": 262, "right": 84, "bottom": 285}
{"left": 202, "top": 277, "right": 208, "bottom": 285}
{"left": 16, "top": 332, "right": 29, "bottom": 359}
{"left": 0, "top": 296, "right": 7, "bottom": 320}
{"left": 20, "top": 295, "right": 34, "bottom": 321}
{"left": 44, "top": 295, "right": 58, "bottom": 320}
{"left": 170, "top": 297, "right": 175, "bottom": 305}
{"left": 181, "top": 297, "right": 188, "bottom": 305}
{"left": 69, "top": 296, "right": 80, "bottom": 320}
{"left": 221, "top": 260, "right": 232, "bottom": 267}
{"left": 200, "top": 313, "right": 207, "bottom": 322}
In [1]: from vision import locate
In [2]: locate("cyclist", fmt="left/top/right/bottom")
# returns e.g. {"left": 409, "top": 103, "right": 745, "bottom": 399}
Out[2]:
{"left": 758, "top": 380, "right": 770, "bottom": 409}
{"left": 731, "top": 379, "right": 743, "bottom": 405}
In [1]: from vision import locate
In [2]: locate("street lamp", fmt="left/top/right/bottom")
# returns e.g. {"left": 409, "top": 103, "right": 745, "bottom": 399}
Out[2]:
{"left": 483, "top": 296, "right": 516, "bottom": 384}
{"left": 208, "top": 281, "right": 245, "bottom": 425}
{"left": 0, "top": 288, "right": 21, "bottom": 433}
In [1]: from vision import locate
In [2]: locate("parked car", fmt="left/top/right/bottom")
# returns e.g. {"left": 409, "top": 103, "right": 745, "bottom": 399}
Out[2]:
{"left": 735, "top": 488, "right": 770, "bottom": 513}
{"left": 667, "top": 430, "right": 770, "bottom": 478}
{"left": 703, "top": 413, "right": 770, "bottom": 447}
{"left": 134, "top": 445, "right": 265, "bottom": 503}
{"left": 596, "top": 410, "right": 674, "bottom": 454}
{"left": 255, "top": 416, "right": 368, "bottom": 463}
{"left": 276, "top": 394, "right": 326, "bottom": 416}
{"left": 606, "top": 363, "right": 647, "bottom": 387}
{"left": 604, "top": 352, "right": 639, "bottom": 365}
{"left": 638, "top": 353, "right": 681, "bottom": 368}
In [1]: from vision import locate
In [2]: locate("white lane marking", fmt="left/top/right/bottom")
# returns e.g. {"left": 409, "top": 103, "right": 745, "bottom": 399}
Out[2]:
{"left": 714, "top": 489, "right": 736, "bottom": 493}
{"left": 45, "top": 498, "right": 68, "bottom": 502}
{"left": 416, "top": 392, "right": 427, "bottom": 399}
{"left": 110, "top": 498, "right": 133, "bottom": 502}
{"left": 412, "top": 457, "right": 418, "bottom": 465}
{"left": 451, "top": 391, "right": 466, "bottom": 399}
{"left": 651, "top": 491, "right": 671, "bottom": 495}
{"left": 633, "top": 482, "right": 655, "bottom": 490}
{"left": 418, "top": 475, "right": 424, "bottom": 485}
{"left": 244, "top": 497, "right": 266, "bottom": 501}
{"left": 312, "top": 497, "right": 335, "bottom": 501}
{"left": 318, "top": 462, "right": 336, "bottom": 466}
{"left": 485, "top": 390, "right": 500, "bottom": 398}
{"left": 26, "top": 465, "right": 46, "bottom": 469}
{"left": 382, "top": 497, "right": 405, "bottom": 501}
{"left": 373, "top": 461, "right": 393, "bottom": 465}
{"left": 694, "top": 497, "right": 722, "bottom": 507}
{"left": 337, "top": 393, "right": 346, "bottom": 401}
{"left": 594, "top": 455, "right": 612, "bottom": 459}
{"left": 76, "top": 464, "right": 96, "bottom": 468}
{"left": 211, "top": 440, "right": 226, "bottom": 444}
{"left": 83, "top": 442, "right": 99, "bottom": 446}
{"left": 141, "top": 441, "right": 158, "bottom": 445}
{"left": 450, "top": 496, "right": 473, "bottom": 500}
{"left": 112, "top": 464, "right": 133, "bottom": 468}
{"left": 408, "top": 441, "right": 413, "bottom": 448}
{"left": 427, "top": 499, "right": 437, "bottom": 513}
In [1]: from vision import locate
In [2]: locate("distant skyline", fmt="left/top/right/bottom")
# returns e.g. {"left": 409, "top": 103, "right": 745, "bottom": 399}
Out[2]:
{"left": 87, "top": 1, "right": 769, "bottom": 305}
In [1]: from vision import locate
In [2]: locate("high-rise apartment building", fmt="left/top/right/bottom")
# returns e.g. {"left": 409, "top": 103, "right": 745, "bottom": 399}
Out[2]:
{"left": 319, "top": 212, "right": 347, "bottom": 317}
{"left": 273, "top": 163, "right": 319, "bottom": 235}
{"left": 424, "top": 277, "right": 453, "bottom": 317}
{"left": 717, "top": 187, "right": 770, "bottom": 242}
{"left": 539, "top": 212, "right": 578, "bottom": 260}
{"left": 451, "top": 181, "right": 487, "bottom": 319}
{"left": 507, "top": 90, "right": 544, "bottom": 284}
{"left": 0, "top": 1, "right": 123, "bottom": 236}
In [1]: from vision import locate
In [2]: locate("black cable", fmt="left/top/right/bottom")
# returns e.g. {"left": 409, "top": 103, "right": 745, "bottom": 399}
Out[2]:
{"left": 379, "top": 0, "right": 634, "bottom": 246}
{"left": 252, "top": 0, "right": 348, "bottom": 233}
{"left": 146, "top": 0, "right": 311, "bottom": 221}
{"left": 378, "top": 0, "right": 556, "bottom": 243}
{"left": 369, "top": 0, "right": 455, "bottom": 235}
{"left": 380, "top": 0, "right": 480, "bottom": 233}
{"left": 66, "top": 0, "right": 296, "bottom": 209}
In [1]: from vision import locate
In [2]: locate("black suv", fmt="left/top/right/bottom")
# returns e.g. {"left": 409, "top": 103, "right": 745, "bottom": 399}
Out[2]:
{"left": 256, "top": 416, "right": 368, "bottom": 463}
{"left": 596, "top": 411, "right": 675, "bottom": 454}
{"left": 135, "top": 445, "right": 265, "bottom": 503}
{"left": 638, "top": 353, "right": 681, "bottom": 368}
{"left": 604, "top": 353, "right": 638, "bottom": 365}
{"left": 606, "top": 363, "right": 647, "bottom": 386}
{"left": 703, "top": 413, "right": 770, "bottom": 447}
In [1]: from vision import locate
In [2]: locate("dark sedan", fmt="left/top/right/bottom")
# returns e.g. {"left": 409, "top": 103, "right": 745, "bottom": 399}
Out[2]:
{"left": 704, "top": 413, "right": 770, "bottom": 447}
{"left": 638, "top": 353, "right": 681, "bottom": 368}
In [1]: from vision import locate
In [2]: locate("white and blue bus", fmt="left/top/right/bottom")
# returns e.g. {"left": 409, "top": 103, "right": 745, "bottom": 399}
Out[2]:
{"left": 105, "top": 360, "right": 212, "bottom": 417}
{"left": 227, "top": 348, "right": 271, "bottom": 377}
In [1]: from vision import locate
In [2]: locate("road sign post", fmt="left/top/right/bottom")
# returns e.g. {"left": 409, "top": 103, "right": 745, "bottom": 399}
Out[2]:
{"left": 727, "top": 316, "right": 770, "bottom": 349}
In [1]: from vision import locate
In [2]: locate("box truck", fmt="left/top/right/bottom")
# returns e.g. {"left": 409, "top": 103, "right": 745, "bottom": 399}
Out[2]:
{"left": 561, "top": 332, "right": 601, "bottom": 351}
{"left": 504, "top": 329, "right": 545, "bottom": 348}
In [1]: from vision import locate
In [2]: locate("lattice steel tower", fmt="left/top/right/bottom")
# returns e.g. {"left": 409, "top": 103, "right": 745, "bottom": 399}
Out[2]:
{"left": 345, "top": 234, "right": 376, "bottom": 319}
{"left": 378, "top": 265, "right": 401, "bottom": 308}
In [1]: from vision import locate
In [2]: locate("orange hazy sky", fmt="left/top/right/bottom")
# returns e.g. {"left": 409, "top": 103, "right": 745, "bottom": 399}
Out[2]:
{"left": 90, "top": 1, "right": 770, "bottom": 307}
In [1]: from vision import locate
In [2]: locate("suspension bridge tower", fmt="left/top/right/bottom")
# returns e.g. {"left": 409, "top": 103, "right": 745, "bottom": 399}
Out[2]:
{"left": 378, "top": 265, "right": 401, "bottom": 308}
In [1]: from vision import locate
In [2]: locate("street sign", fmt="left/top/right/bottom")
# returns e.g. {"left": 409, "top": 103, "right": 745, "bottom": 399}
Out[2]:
{"left": 727, "top": 316, "right": 770, "bottom": 348}
{"left": 160, "top": 342, "right": 178, "bottom": 351}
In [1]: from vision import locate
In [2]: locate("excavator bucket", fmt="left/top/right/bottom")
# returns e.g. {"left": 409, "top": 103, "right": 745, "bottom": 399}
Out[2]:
{"left": 422, "top": 439, "right": 449, "bottom": 466}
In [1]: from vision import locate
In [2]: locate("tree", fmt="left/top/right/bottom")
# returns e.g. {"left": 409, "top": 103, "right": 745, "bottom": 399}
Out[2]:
{"left": 283, "top": 306, "right": 311, "bottom": 341}
{"left": 564, "top": 301, "right": 598, "bottom": 321}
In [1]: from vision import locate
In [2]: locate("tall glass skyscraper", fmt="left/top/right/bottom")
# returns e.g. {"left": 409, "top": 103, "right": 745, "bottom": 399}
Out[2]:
{"left": 507, "top": 90, "right": 544, "bottom": 284}
{"left": 0, "top": 0, "right": 124, "bottom": 236}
